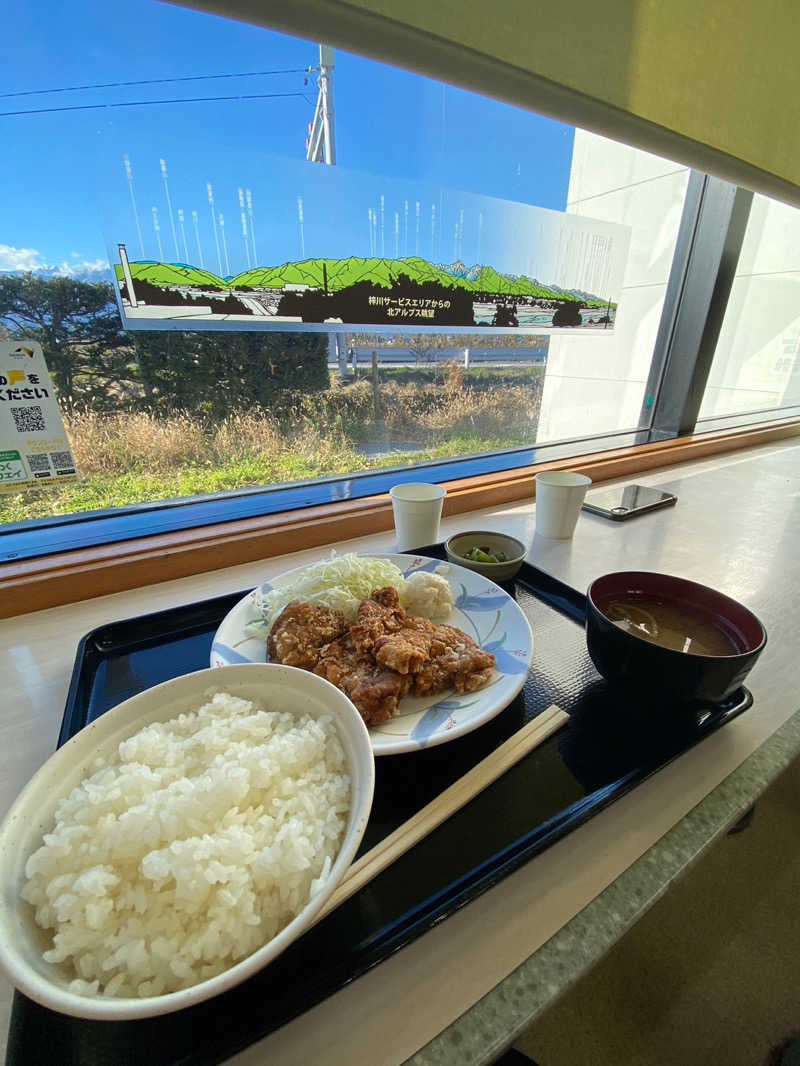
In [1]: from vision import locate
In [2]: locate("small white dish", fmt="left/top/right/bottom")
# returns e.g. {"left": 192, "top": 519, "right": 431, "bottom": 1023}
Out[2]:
{"left": 211, "top": 554, "right": 534, "bottom": 756}
{"left": 0, "top": 664, "right": 375, "bottom": 1021}
{"left": 444, "top": 531, "right": 527, "bottom": 581}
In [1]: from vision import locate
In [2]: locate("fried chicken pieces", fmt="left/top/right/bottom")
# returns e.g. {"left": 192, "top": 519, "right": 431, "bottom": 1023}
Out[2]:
{"left": 266, "top": 601, "right": 349, "bottom": 670}
{"left": 313, "top": 633, "right": 412, "bottom": 726}
{"left": 267, "top": 586, "right": 495, "bottom": 726}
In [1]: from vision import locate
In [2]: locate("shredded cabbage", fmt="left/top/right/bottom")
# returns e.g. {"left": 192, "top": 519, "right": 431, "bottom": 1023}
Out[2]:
{"left": 253, "top": 553, "right": 406, "bottom": 635}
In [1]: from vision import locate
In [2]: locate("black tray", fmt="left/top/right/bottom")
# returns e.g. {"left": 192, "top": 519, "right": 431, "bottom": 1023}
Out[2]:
{"left": 6, "top": 547, "right": 752, "bottom": 1066}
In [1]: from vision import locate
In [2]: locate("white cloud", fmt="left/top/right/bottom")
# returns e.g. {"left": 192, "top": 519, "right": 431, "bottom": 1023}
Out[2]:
{"left": 0, "top": 244, "right": 44, "bottom": 271}
{"left": 0, "top": 245, "right": 109, "bottom": 279}
{"left": 56, "top": 257, "right": 110, "bottom": 278}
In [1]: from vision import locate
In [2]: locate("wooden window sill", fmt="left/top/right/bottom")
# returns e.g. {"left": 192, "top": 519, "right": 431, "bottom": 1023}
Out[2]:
{"left": 2, "top": 418, "right": 799, "bottom": 619}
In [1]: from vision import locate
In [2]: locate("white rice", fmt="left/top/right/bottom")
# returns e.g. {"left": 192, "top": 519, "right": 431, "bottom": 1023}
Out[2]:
{"left": 22, "top": 692, "right": 350, "bottom": 999}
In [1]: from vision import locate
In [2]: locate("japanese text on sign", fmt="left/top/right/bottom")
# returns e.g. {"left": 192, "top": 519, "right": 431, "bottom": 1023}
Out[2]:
{"left": 0, "top": 341, "right": 79, "bottom": 493}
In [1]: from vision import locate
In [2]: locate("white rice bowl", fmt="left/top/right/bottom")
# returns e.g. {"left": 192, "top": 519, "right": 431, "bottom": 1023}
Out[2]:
{"left": 0, "top": 665, "right": 374, "bottom": 1020}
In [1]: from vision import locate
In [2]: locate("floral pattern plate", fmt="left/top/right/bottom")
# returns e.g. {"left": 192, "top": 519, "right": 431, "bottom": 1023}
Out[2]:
{"left": 210, "top": 554, "right": 533, "bottom": 755}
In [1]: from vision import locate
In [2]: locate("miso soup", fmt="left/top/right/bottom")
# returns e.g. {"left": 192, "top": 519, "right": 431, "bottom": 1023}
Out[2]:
{"left": 604, "top": 598, "right": 740, "bottom": 657}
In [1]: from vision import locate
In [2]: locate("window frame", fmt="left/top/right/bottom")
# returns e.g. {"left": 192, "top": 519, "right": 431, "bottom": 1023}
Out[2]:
{"left": 642, "top": 174, "right": 755, "bottom": 439}
{"left": 3, "top": 416, "right": 798, "bottom": 619}
{"left": 0, "top": 426, "right": 649, "bottom": 563}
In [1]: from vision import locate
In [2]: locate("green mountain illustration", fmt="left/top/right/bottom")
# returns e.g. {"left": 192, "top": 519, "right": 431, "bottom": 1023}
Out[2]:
{"left": 117, "top": 256, "right": 613, "bottom": 307}
{"left": 115, "top": 262, "right": 227, "bottom": 289}
{"left": 229, "top": 257, "right": 573, "bottom": 300}
{"left": 468, "top": 266, "right": 557, "bottom": 299}
{"left": 231, "top": 256, "right": 464, "bottom": 292}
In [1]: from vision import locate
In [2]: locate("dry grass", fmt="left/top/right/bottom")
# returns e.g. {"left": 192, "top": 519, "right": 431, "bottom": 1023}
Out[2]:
{"left": 376, "top": 380, "right": 540, "bottom": 441}
{"left": 0, "top": 377, "right": 543, "bottom": 521}
{"left": 67, "top": 411, "right": 208, "bottom": 475}
{"left": 64, "top": 408, "right": 362, "bottom": 477}
{"left": 208, "top": 412, "right": 285, "bottom": 464}
{"left": 66, "top": 410, "right": 274, "bottom": 475}
{"left": 62, "top": 378, "right": 542, "bottom": 478}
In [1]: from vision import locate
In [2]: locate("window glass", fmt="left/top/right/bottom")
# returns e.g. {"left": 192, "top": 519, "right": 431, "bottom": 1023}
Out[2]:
{"left": 540, "top": 133, "right": 690, "bottom": 442}
{"left": 1, "top": 0, "right": 688, "bottom": 531}
{"left": 699, "top": 193, "right": 800, "bottom": 421}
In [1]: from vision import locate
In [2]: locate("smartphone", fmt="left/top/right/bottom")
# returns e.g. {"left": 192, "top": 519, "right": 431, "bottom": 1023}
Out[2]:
{"left": 582, "top": 483, "right": 677, "bottom": 521}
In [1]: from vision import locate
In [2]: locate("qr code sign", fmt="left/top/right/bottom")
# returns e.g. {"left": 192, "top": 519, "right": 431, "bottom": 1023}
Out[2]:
{"left": 27, "top": 453, "right": 51, "bottom": 473}
{"left": 11, "top": 405, "right": 46, "bottom": 433}
{"left": 49, "top": 450, "right": 74, "bottom": 470}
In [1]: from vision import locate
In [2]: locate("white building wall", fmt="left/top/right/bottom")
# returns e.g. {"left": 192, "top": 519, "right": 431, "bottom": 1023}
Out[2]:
{"left": 537, "top": 131, "right": 690, "bottom": 442}
{"left": 698, "top": 193, "right": 800, "bottom": 419}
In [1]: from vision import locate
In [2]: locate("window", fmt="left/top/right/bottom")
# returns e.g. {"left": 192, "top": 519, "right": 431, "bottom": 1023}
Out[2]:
{"left": 0, "top": 0, "right": 784, "bottom": 566}
{"left": 698, "top": 192, "right": 800, "bottom": 422}
{"left": 539, "top": 133, "right": 690, "bottom": 442}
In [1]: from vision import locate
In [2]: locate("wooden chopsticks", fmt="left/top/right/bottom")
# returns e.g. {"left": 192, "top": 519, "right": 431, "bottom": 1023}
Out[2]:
{"left": 317, "top": 704, "right": 569, "bottom": 922}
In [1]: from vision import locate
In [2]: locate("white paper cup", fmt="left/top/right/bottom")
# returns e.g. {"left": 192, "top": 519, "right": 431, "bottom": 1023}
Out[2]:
{"left": 534, "top": 471, "right": 592, "bottom": 539}
{"left": 390, "top": 483, "right": 446, "bottom": 551}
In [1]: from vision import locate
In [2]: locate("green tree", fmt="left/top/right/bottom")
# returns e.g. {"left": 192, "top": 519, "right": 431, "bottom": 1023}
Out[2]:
{"left": 0, "top": 274, "right": 330, "bottom": 416}
{"left": 0, "top": 274, "right": 130, "bottom": 409}
{"left": 131, "top": 330, "right": 329, "bottom": 417}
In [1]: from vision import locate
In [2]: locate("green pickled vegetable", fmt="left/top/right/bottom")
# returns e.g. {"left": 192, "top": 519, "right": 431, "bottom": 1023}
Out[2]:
{"left": 464, "top": 546, "right": 508, "bottom": 563}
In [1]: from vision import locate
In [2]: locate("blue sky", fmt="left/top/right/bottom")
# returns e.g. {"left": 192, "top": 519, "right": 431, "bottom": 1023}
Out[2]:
{"left": 1, "top": 0, "right": 575, "bottom": 276}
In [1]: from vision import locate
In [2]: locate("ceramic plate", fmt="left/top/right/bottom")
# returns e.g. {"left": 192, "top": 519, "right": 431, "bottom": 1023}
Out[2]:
{"left": 210, "top": 554, "right": 533, "bottom": 755}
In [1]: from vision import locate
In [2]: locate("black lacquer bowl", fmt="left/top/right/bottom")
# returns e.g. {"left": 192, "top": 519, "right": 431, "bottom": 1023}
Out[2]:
{"left": 586, "top": 571, "right": 767, "bottom": 710}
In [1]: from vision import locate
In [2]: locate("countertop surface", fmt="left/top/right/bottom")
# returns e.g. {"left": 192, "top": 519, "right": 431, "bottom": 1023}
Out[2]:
{"left": 1, "top": 439, "right": 798, "bottom": 1065}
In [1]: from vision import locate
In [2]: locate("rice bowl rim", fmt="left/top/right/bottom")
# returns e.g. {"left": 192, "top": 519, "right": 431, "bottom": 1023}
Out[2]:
{"left": 0, "top": 663, "right": 375, "bottom": 1020}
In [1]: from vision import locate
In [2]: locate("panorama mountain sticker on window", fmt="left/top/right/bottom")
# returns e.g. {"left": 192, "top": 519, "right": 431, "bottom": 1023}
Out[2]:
{"left": 0, "top": 341, "right": 78, "bottom": 493}
{"left": 101, "top": 148, "right": 630, "bottom": 335}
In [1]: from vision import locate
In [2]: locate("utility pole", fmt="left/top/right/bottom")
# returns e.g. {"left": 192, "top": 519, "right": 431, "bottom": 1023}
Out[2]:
{"left": 306, "top": 45, "right": 337, "bottom": 165}
{"left": 305, "top": 44, "right": 337, "bottom": 364}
